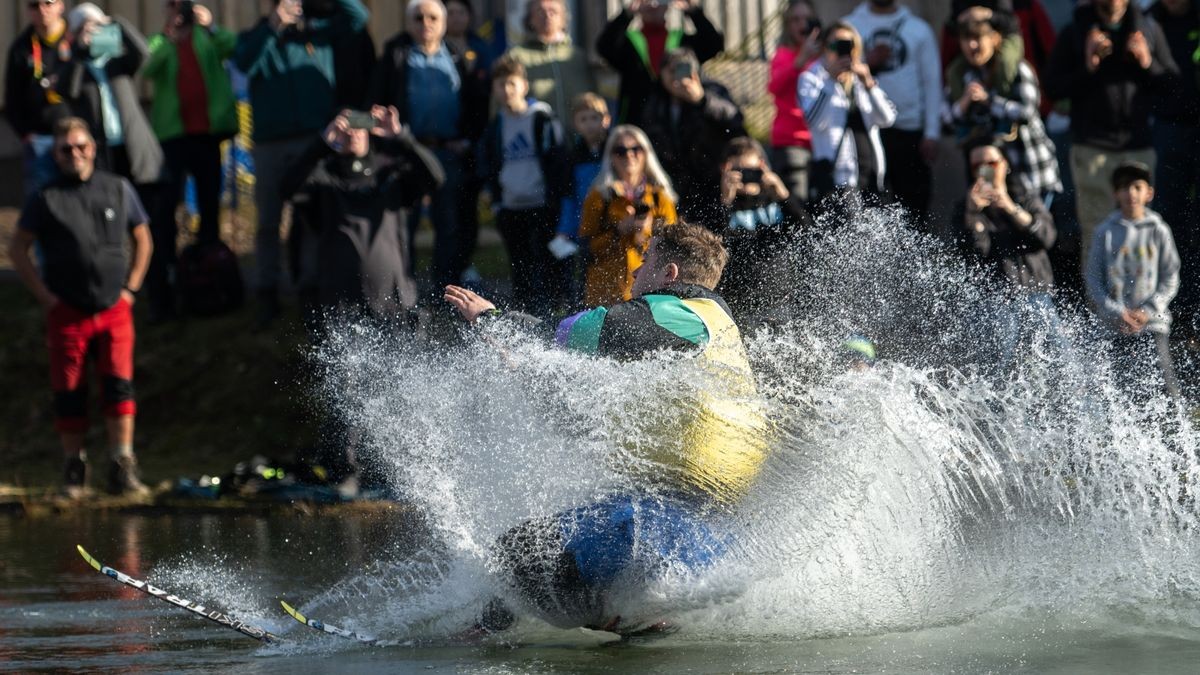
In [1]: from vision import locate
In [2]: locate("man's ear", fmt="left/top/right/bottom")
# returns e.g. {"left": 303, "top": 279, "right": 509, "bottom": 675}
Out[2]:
{"left": 664, "top": 262, "right": 681, "bottom": 283}
{"left": 1145, "top": 186, "right": 1155, "bottom": 204}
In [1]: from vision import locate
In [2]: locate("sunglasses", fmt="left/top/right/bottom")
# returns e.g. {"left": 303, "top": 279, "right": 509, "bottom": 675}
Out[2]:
{"left": 970, "top": 159, "right": 1002, "bottom": 170}
{"left": 413, "top": 13, "right": 441, "bottom": 22}
{"left": 28, "top": 0, "right": 59, "bottom": 7}
{"left": 56, "top": 142, "right": 91, "bottom": 156}
{"left": 612, "top": 145, "right": 644, "bottom": 158}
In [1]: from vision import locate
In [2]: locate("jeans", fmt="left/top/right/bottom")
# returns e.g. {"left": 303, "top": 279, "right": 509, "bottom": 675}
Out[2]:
{"left": 1110, "top": 330, "right": 1181, "bottom": 401}
{"left": 22, "top": 134, "right": 59, "bottom": 198}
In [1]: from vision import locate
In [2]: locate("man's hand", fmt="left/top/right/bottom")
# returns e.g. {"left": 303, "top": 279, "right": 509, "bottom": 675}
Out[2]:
{"left": 444, "top": 285, "right": 496, "bottom": 323}
{"left": 617, "top": 205, "right": 652, "bottom": 239}
{"left": 193, "top": 4, "right": 214, "bottom": 28}
{"left": 671, "top": 0, "right": 698, "bottom": 9}
{"left": 270, "top": 0, "right": 301, "bottom": 31}
{"left": 1085, "top": 28, "right": 1113, "bottom": 73}
{"left": 120, "top": 288, "right": 136, "bottom": 306}
{"left": 370, "top": 105, "right": 404, "bottom": 138}
{"left": 762, "top": 168, "right": 789, "bottom": 201}
{"left": 323, "top": 110, "right": 351, "bottom": 149}
{"left": 720, "top": 164, "right": 742, "bottom": 205}
{"left": 967, "top": 179, "right": 992, "bottom": 213}
{"left": 851, "top": 61, "right": 876, "bottom": 89}
{"left": 1127, "top": 31, "right": 1152, "bottom": 70}
{"left": 675, "top": 75, "right": 705, "bottom": 104}
{"left": 794, "top": 27, "right": 822, "bottom": 68}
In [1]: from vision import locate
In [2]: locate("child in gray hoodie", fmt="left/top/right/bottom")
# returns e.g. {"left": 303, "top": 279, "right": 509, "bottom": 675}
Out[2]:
{"left": 1084, "top": 161, "right": 1181, "bottom": 398}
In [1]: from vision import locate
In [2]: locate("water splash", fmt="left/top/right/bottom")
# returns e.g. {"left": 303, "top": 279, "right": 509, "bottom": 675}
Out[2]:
{"left": 302, "top": 207, "right": 1199, "bottom": 644}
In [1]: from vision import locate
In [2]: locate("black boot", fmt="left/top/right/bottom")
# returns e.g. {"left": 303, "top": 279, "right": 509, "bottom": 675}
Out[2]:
{"left": 107, "top": 455, "right": 151, "bottom": 497}
{"left": 62, "top": 451, "right": 90, "bottom": 499}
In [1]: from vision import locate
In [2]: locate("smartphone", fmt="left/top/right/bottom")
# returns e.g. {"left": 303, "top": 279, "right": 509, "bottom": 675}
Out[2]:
{"left": 978, "top": 165, "right": 996, "bottom": 182}
{"left": 829, "top": 39, "right": 854, "bottom": 58}
{"left": 739, "top": 167, "right": 763, "bottom": 185}
{"left": 633, "top": 202, "right": 652, "bottom": 217}
{"left": 178, "top": 0, "right": 195, "bottom": 25}
{"left": 89, "top": 24, "right": 123, "bottom": 59}
{"left": 672, "top": 60, "right": 697, "bottom": 81}
{"left": 345, "top": 110, "right": 376, "bottom": 130}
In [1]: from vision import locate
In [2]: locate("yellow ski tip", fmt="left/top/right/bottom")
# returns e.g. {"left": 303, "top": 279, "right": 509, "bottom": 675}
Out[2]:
{"left": 76, "top": 545, "right": 102, "bottom": 571}
{"left": 280, "top": 600, "right": 307, "bottom": 624}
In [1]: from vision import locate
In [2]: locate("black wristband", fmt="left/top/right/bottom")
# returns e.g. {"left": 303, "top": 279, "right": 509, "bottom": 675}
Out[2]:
{"left": 123, "top": 284, "right": 140, "bottom": 296}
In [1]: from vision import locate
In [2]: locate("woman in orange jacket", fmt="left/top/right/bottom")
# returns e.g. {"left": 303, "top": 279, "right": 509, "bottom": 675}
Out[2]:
{"left": 579, "top": 124, "right": 678, "bottom": 306}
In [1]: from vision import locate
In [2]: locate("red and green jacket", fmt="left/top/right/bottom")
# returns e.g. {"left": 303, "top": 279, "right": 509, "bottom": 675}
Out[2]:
{"left": 143, "top": 25, "right": 238, "bottom": 142}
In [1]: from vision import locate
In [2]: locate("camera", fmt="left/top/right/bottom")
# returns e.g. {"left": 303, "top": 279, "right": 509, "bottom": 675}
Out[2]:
{"left": 345, "top": 110, "right": 376, "bottom": 130}
{"left": 301, "top": 0, "right": 339, "bottom": 18}
{"left": 738, "top": 167, "right": 763, "bottom": 185}
{"left": 177, "top": 0, "right": 195, "bottom": 25}
{"left": 672, "top": 60, "right": 697, "bottom": 81}
{"left": 829, "top": 39, "right": 855, "bottom": 58}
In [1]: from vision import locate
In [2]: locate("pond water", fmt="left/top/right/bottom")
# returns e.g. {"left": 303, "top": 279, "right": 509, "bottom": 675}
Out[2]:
{"left": 4, "top": 513, "right": 1200, "bottom": 674}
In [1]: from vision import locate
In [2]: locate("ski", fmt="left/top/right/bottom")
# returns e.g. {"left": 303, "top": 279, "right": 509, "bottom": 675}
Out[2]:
{"left": 76, "top": 544, "right": 281, "bottom": 644}
{"left": 280, "top": 600, "right": 404, "bottom": 647}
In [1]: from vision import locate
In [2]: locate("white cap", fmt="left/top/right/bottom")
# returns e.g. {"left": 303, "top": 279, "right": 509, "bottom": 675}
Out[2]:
{"left": 67, "top": 3, "right": 110, "bottom": 34}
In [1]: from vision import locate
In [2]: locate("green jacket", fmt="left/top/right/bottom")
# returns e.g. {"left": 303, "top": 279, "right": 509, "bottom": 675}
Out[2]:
{"left": 233, "top": 0, "right": 369, "bottom": 143}
{"left": 506, "top": 38, "right": 596, "bottom": 119}
{"left": 143, "top": 26, "right": 239, "bottom": 142}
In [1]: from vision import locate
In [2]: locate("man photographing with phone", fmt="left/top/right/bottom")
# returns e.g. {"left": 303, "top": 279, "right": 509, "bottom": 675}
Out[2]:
{"left": 641, "top": 48, "right": 746, "bottom": 221}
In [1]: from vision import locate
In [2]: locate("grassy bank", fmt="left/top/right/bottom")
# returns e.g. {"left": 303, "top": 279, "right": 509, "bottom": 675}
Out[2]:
{"left": 0, "top": 281, "right": 321, "bottom": 488}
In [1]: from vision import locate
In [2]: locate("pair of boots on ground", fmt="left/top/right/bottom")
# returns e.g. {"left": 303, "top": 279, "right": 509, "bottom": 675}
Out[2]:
{"left": 63, "top": 449, "right": 150, "bottom": 498}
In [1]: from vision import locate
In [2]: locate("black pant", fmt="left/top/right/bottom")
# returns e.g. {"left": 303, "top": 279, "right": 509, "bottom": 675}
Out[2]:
{"left": 1111, "top": 330, "right": 1181, "bottom": 401}
{"left": 496, "top": 207, "right": 557, "bottom": 317}
{"left": 162, "top": 134, "right": 223, "bottom": 246}
{"left": 880, "top": 128, "right": 933, "bottom": 229}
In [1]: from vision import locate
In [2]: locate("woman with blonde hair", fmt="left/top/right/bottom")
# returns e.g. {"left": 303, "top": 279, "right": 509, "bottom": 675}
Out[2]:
{"left": 798, "top": 21, "right": 897, "bottom": 203}
{"left": 579, "top": 124, "right": 678, "bottom": 306}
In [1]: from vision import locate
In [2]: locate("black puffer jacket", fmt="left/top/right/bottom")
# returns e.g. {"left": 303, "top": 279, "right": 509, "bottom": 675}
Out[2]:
{"left": 1043, "top": 4, "right": 1179, "bottom": 150}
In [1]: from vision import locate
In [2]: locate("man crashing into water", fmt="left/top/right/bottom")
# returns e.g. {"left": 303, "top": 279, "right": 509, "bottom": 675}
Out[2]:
{"left": 444, "top": 222, "right": 768, "bottom": 636}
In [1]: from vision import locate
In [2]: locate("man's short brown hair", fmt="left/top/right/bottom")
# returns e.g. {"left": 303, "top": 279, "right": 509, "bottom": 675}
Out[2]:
{"left": 491, "top": 55, "right": 527, "bottom": 82}
{"left": 653, "top": 221, "right": 728, "bottom": 290}
{"left": 53, "top": 117, "right": 93, "bottom": 142}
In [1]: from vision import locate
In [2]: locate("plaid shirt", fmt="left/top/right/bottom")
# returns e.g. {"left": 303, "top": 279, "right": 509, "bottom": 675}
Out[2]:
{"left": 946, "top": 60, "right": 1063, "bottom": 196}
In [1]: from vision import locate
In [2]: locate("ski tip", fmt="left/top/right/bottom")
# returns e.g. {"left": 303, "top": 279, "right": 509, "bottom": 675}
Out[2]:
{"left": 280, "top": 600, "right": 307, "bottom": 624}
{"left": 76, "top": 545, "right": 102, "bottom": 571}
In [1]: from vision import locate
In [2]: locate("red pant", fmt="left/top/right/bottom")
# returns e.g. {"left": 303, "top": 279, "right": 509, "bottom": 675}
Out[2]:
{"left": 47, "top": 298, "right": 137, "bottom": 433}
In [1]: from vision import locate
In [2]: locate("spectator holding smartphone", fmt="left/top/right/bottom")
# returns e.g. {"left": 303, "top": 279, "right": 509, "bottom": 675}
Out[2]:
{"left": 844, "top": 0, "right": 942, "bottom": 227}
{"left": 799, "top": 22, "right": 897, "bottom": 205}
{"left": 578, "top": 125, "right": 678, "bottom": 306}
{"left": 1044, "top": 0, "right": 1177, "bottom": 274}
{"left": 597, "top": 0, "right": 725, "bottom": 125}
{"left": 641, "top": 48, "right": 745, "bottom": 221}
{"left": 234, "top": 0, "right": 369, "bottom": 329}
{"left": 945, "top": 14, "right": 1061, "bottom": 202}
{"left": 712, "top": 137, "right": 813, "bottom": 320}
{"left": 768, "top": 0, "right": 822, "bottom": 203}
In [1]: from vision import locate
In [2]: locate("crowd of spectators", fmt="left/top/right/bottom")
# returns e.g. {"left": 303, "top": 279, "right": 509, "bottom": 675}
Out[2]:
{"left": 3, "top": 0, "right": 1199, "bottom": 494}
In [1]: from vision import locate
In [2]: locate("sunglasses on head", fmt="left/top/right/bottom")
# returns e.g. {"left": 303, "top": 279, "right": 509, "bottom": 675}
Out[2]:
{"left": 612, "top": 145, "right": 644, "bottom": 158}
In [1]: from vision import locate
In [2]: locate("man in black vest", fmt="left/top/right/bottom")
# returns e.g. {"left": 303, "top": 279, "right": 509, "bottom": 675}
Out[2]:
{"left": 7, "top": 117, "right": 154, "bottom": 498}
